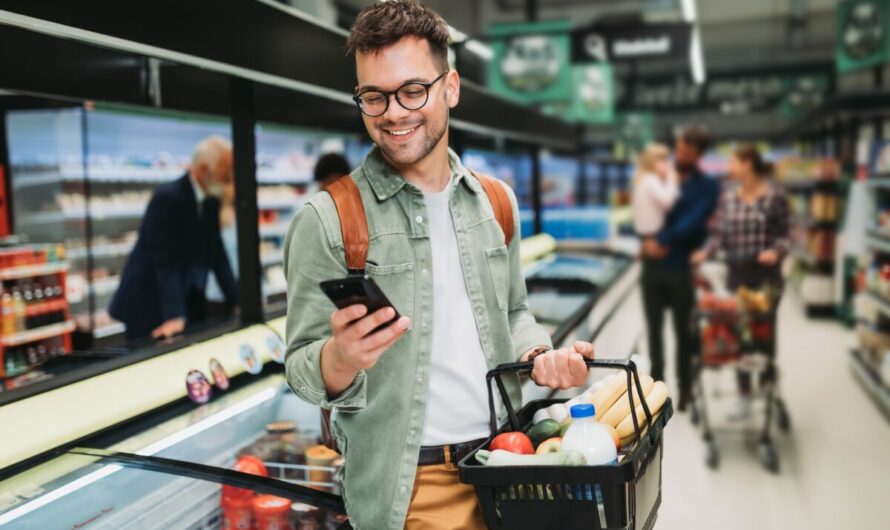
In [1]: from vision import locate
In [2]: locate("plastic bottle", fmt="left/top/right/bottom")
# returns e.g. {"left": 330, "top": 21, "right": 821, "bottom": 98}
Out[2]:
{"left": 1, "top": 289, "right": 15, "bottom": 336}
{"left": 561, "top": 404, "right": 617, "bottom": 465}
{"left": 11, "top": 287, "right": 25, "bottom": 332}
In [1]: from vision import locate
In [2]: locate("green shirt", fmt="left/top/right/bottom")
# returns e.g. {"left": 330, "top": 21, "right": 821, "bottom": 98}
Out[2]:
{"left": 283, "top": 146, "right": 551, "bottom": 530}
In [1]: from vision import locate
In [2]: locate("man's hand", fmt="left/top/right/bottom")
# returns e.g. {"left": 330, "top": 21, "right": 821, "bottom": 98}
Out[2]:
{"left": 152, "top": 317, "right": 186, "bottom": 339}
{"left": 641, "top": 238, "right": 668, "bottom": 259}
{"left": 321, "top": 304, "right": 411, "bottom": 396}
{"left": 531, "top": 341, "right": 595, "bottom": 390}
{"left": 758, "top": 249, "right": 778, "bottom": 266}
{"left": 690, "top": 250, "right": 707, "bottom": 265}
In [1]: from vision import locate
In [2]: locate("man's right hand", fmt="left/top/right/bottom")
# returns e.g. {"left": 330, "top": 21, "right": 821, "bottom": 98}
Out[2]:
{"left": 152, "top": 317, "right": 186, "bottom": 339}
{"left": 641, "top": 238, "right": 668, "bottom": 259}
{"left": 321, "top": 304, "right": 411, "bottom": 396}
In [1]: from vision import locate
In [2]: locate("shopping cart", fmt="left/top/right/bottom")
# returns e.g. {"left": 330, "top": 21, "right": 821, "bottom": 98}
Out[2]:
{"left": 459, "top": 359, "right": 672, "bottom": 530}
{"left": 688, "top": 275, "right": 791, "bottom": 472}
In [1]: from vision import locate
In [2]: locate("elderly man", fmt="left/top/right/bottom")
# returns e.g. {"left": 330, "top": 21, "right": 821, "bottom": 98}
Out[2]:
{"left": 109, "top": 136, "right": 239, "bottom": 341}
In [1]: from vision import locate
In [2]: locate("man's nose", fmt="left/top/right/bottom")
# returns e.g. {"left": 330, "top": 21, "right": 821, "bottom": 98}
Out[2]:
{"left": 382, "top": 93, "right": 411, "bottom": 122}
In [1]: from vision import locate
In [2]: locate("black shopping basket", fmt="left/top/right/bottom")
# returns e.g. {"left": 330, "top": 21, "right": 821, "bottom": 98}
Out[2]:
{"left": 458, "top": 359, "right": 673, "bottom": 530}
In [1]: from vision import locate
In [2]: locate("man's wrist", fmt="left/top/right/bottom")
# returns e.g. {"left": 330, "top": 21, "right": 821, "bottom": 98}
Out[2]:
{"left": 321, "top": 339, "right": 359, "bottom": 396}
{"left": 521, "top": 345, "right": 551, "bottom": 362}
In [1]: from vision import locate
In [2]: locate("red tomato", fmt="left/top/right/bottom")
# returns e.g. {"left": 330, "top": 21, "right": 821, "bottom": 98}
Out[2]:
{"left": 490, "top": 432, "right": 535, "bottom": 454}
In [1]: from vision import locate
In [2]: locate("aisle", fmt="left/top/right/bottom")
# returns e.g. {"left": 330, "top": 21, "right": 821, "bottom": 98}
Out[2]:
{"left": 654, "top": 291, "right": 890, "bottom": 530}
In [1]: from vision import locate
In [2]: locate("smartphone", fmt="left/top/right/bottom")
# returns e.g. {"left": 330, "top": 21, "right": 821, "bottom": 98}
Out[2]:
{"left": 319, "top": 275, "right": 401, "bottom": 334}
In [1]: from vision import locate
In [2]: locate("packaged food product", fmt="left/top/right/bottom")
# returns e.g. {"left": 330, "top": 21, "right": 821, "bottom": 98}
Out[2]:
{"left": 222, "top": 493, "right": 254, "bottom": 530}
{"left": 305, "top": 445, "right": 339, "bottom": 492}
{"left": 253, "top": 495, "right": 293, "bottom": 530}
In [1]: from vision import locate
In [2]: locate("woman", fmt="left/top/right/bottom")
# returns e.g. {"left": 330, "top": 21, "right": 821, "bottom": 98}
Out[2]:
{"left": 692, "top": 144, "right": 791, "bottom": 418}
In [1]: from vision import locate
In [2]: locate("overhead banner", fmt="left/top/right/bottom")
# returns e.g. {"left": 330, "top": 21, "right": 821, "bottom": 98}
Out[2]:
{"left": 618, "top": 69, "right": 832, "bottom": 113}
{"left": 779, "top": 74, "right": 830, "bottom": 118}
{"left": 836, "top": 0, "right": 890, "bottom": 72}
{"left": 488, "top": 20, "right": 573, "bottom": 104}
{"left": 572, "top": 23, "right": 691, "bottom": 63}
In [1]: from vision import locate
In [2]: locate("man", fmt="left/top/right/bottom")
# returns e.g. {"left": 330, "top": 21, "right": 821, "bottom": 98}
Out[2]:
{"left": 640, "top": 126, "right": 720, "bottom": 411}
{"left": 109, "top": 136, "right": 238, "bottom": 341}
{"left": 284, "top": 2, "right": 594, "bottom": 528}
{"left": 313, "top": 152, "right": 351, "bottom": 189}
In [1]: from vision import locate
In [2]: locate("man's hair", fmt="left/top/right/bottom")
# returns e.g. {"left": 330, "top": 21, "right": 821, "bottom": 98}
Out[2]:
{"left": 314, "top": 152, "right": 351, "bottom": 183}
{"left": 677, "top": 125, "right": 710, "bottom": 154}
{"left": 192, "top": 135, "right": 231, "bottom": 170}
{"left": 346, "top": 0, "right": 451, "bottom": 72}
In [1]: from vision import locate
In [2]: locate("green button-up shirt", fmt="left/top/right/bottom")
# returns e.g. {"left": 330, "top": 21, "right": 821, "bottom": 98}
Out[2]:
{"left": 283, "top": 146, "right": 551, "bottom": 530}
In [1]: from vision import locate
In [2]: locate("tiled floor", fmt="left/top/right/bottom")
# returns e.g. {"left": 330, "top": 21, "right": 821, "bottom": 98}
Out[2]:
{"left": 651, "top": 291, "right": 890, "bottom": 529}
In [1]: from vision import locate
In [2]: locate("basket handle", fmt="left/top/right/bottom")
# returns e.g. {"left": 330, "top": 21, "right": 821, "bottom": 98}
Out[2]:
{"left": 486, "top": 358, "right": 655, "bottom": 445}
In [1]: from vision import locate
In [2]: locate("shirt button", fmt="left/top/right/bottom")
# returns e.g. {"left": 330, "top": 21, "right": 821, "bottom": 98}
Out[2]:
{"left": 401, "top": 486, "right": 408, "bottom": 494}
{"left": 417, "top": 375, "right": 423, "bottom": 382}
{"left": 410, "top": 430, "right": 416, "bottom": 437}
{"left": 422, "top": 268, "right": 429, "bottom": 275}
{"left": 343, "top": 401, "right": 351, "bottom": 406}
{"left": 415, "top": 215, "right": 423, "bottom": 223}
{"left": 300, "top": 386, "right": 307, "bottom": 393}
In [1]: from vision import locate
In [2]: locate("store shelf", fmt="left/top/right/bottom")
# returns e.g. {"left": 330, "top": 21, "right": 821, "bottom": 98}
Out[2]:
{"left": 1, "top": 320, "right": 75, "bottom": 348}
{"left": 93, "top": 321, "right": 126, "bottom": 339}
{"left": 259, "top": 222, "right": 291, "bottom": 238}
{"left": 850, "top": 349, "right": 890, "bottom": 420}
{"left": 779, "top": 179, "right": 839, "bottom": 193}
{"left": 22, "top": 207, "right": 146, "bottom": 224}
{"left": 256, "top": 169, "right": 312, "bottom": 184}
{"left": 258, "top": 197, "right": 302, "bottom": 211}
{"left": 866, "top": 229, "right": 890, "bottom": 253}
{"left": 67, "top": 241, "right": 135, "bottom": 261}
{"left": 90, "top": 276, "right": 120, "bottom": 297}
{"left": 261, "top": 251, "right": 284, "bottom": 267}
{"left": 865, "top": 290, "right": 890, "bottom": 318}
{"left": 264, "top": 285, "right": 287, "bottom": 297}
{"left": 794, "top": 249, "right": 833, "bottom": 274}
{"left": 792, "top": 216, "right": 837, "bottom": 230}
{"left": 866, "top": 177, "right": 890, "bottom": 189}
{"left": 0, "top": 262, "right": 69, "bottom": 281}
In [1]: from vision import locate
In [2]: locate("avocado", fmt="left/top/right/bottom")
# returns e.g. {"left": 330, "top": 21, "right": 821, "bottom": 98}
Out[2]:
{"left": 527, "top": 419, "right": 561, "bottom": 447}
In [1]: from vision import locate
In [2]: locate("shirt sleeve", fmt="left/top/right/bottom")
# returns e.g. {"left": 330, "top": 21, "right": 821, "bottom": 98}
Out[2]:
{"left": 768, "top": 193, "right": 792, "bottom": 258}
{"left": 657, "top": 177, "right": 720, "bottom": 247}
{"left": 501, "top": 183, "right": 552, "bottom": 360}
{"left": 283, "top": 199, "right": 367, "bottom": 412}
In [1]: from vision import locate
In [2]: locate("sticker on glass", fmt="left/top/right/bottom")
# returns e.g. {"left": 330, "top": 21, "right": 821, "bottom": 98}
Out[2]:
{"left": 186, "top": 370, "right": 213, "bottom": 404}
{"left": 266, "top": 334, "right": 286, "bottom": 364}
{"left": 209, "top": 358, "right": 230, "bottom": 390}
{"left": 240, "top": 343, "right": 263, "bottom": 375}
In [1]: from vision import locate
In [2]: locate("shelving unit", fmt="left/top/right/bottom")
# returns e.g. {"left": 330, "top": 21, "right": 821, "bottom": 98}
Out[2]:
{"left": 850, "top": 349, "right": 890, "bottom": 419}
{"left": 0, "top": 246, "right": 74, "bottom": 382}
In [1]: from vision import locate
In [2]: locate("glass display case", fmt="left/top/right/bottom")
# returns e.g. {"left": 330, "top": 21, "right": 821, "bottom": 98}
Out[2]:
{"left": 540, "top": 153, "right": 610, "bottom": 241}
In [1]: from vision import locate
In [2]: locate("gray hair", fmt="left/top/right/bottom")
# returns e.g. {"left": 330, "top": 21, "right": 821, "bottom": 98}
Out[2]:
{"left": 191, "top": 135, "right": 232, "bottom": 171}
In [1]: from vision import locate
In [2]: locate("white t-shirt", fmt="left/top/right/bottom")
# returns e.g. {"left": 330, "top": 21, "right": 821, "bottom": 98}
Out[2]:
{"left": 632, "top": 173, "right": 679, "bottom": 236}
{"left": 420, "top": 177, "right": 492, "bottom": 446}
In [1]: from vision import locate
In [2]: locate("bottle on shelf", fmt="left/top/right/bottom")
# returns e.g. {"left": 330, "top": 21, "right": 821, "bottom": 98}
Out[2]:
{"left": 2, "top": 288, "right": 15, "bottom": 336}
{"left": 11, "top": 287, "right": 25, "bottom": 333}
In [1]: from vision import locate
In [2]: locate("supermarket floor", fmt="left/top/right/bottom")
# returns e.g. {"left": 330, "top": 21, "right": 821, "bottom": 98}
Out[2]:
{"left": 654, "top": 290, "right": 890, "bottom": 530}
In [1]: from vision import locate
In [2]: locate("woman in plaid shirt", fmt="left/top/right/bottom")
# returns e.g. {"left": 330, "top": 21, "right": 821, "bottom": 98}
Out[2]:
{"left": 693, "top": 144, "right": 791, "bottom": 417}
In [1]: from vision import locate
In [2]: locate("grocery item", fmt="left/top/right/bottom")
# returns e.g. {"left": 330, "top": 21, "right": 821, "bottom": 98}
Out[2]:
{"left": 588, "top": 373, "right": 630, "bottom": 421}
{"left": 475, "top": 449, "right": 586, "bottom": 466}
{"left": 598, "top": 423, "right": 620, "bottom": 450}
{"left": 599, "top": 375, "right": 655, "bottom": 428}
{"left": 535, "top": 437, "right": 562, "bottom": 454}
{"left": 222, "top": 493, "right": 254, "bottom": 530}
{"left": 532, "top": 407, "right": 551, "bottom": 424}
{"left": 253, "top": 495, "right": 293, "bottom": 530}
{"left": 544, "top": 402, "right": 570, "bottom": 424}
{"left": 526, "top": 419, "right": 561, "bottom": 447}
{"left": 561, "top": 404, "right": 618, "bottom": 465}
{"left": 559, "top": 421, "right": 572, "bottom": 438}
{"left": 616, "top": 381, "right": 669, "bottom": 440}
{"left": 489, "top": 432, "right": 535, "bottom": 454}
{"left": 306, "top": 445, "right": 339, "bottom": 492}
{"left": 223, "top": 455, "right": 269, "bottom": 500}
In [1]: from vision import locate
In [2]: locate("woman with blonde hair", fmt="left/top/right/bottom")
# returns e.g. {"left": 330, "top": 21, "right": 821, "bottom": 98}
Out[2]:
{"left": 632, "top": 142, "right": 678, "bottom": 237}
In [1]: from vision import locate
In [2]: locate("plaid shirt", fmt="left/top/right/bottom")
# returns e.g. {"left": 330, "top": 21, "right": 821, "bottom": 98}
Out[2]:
{"left": 704, "top": 186, "right": 791, "bottom": 263}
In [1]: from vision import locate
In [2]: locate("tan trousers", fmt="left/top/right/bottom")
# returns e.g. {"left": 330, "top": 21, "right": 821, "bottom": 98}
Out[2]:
{"left": 404, "top": 457, "right": 486, "bottom": 530}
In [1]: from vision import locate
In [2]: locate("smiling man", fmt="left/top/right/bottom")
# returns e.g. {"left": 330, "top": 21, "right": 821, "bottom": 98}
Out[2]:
{"left": 283, "top": 2, "right": 594, "bottom": 528}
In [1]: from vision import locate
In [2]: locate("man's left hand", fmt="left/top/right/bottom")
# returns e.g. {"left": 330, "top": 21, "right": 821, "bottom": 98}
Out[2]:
{"left": 531, "top": 341, "right": 595, "bottom": 390}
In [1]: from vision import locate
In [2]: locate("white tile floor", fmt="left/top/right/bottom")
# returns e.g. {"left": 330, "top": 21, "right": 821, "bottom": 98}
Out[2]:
{"left": 651, "top": 291, "right": 890, "bottom": 529}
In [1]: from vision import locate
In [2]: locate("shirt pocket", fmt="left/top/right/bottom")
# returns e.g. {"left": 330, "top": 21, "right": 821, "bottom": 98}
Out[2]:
{"left": 366, "top": 261, "right": 414, "bottom": 319}
{"left": 485, "top": 246, "right": 510, "bottom": 312}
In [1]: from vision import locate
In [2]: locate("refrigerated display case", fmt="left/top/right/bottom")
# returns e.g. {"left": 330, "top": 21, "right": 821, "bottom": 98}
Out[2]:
{"left": 461, "top": 148, "right": 535, "bottom": 237}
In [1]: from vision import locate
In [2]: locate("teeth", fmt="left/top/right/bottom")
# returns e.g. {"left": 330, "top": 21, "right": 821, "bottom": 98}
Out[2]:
{"left": 387, "top": 127, "right": 415, "bottom": 136}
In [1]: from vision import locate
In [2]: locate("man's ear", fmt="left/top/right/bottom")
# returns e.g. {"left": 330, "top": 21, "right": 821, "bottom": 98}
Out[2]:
{"left": 445, "top": 70, "right": 460, "bottom": 109}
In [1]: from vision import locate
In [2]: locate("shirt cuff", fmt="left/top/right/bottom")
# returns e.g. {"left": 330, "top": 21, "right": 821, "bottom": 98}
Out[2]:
{"left": 286, "top": 338, "right": 368, "bottom": 412}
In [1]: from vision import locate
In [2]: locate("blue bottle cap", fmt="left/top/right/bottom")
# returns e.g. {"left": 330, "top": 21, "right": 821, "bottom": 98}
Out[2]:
{"left": 570, "top": 403, "right": 595, "bottom": 419}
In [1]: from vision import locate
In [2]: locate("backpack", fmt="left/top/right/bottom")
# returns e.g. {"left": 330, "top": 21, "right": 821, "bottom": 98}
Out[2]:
{"left": 319, "top": 170, "right": 515, "bottom": 449}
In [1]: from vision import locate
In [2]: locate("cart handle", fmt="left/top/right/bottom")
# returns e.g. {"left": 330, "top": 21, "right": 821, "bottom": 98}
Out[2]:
{"left": 486, "top": 358, "right": 655, "bottom": 446}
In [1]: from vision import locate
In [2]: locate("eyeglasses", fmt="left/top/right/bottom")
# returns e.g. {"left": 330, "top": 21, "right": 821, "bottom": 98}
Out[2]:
{"left": 353, "top": 71, "right": 449, "bottom": 117}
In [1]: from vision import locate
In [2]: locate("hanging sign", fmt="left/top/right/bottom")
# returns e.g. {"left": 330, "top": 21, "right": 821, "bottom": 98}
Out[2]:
{"left": 488, "top": 20, "right": 573, "bottom": 104}
{"left": 572, "top": 23, "right": 691, "bottom": 63}
{"left": 836, "top": 0, "right": 890, "bottom": 72}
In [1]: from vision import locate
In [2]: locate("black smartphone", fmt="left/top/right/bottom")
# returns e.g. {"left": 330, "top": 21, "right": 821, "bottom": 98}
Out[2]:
{"left": 319, "top": 275, "right": 401, "bottom": 333}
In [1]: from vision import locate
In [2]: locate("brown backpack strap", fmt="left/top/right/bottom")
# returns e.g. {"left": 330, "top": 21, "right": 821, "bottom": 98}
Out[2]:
{"left": 473, "top": 171, "right": 515, "bottom": 246}
{"left": 324, "top": 176, "right": 369, "bottom": 275}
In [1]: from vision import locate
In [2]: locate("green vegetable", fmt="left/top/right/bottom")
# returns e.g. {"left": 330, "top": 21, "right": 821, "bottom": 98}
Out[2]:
{"left": 526, "top": 419, "right": 561, "bottom": 447}
{"left": 475, "top": 449, "right": 586, "bottom": 467}
{"left": 559, "top": 421, "right": 572, "bottom": 438}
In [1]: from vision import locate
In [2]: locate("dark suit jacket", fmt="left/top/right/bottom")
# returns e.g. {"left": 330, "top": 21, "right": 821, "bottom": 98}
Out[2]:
{"left": 109, "top": 175, "right": 238, "bottom": 339}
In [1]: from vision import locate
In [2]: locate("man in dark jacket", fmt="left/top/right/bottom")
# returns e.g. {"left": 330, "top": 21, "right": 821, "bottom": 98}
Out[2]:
{"left": 641, "top": 125, "right": 720, "bottom": 411}
{"left": 109, "top": 136, "right": 238, "bottom": 341}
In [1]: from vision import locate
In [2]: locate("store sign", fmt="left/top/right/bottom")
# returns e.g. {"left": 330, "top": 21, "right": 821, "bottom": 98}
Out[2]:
{"left": 836, "top": 0, "right": 890, "bottom": 72}
{"left": 572, "top": 23, "right": 691, "bottom": 63}
{"left": 779, "top": 74, "right": 830, "bottom": 118}
{"left": 617, "top": 112, "right": 655, "bottom": 156}
{"left": 549, "top": 64, "right": 615, "bottom": 124}
{"left": 488, "top": 21, "right": 573, "bottom": 104}
{"left": 619, "top": 70, "right": 831, "bottom": 113}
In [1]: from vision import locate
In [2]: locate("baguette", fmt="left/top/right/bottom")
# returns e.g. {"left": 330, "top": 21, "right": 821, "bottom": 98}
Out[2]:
{"left": 588, "top": 373, "right": 629, "bottom": 421}
{"left": 616, "top": 381, "right": 669, "bottom": 439}
{"left": 599, "top": 375, "right": 654, "bottom": 427}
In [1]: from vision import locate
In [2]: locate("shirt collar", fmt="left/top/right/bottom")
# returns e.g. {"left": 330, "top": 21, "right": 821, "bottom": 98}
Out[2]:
{"left": 362, "top": 145, "right": 482, "bottom": 201}
{"left": 188, "top": 172, "right": 206, "bottom": 205}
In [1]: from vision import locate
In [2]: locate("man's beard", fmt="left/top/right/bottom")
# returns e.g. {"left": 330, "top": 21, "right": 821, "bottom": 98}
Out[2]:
{"left": 376, "top": 115, "right": 447, "bottom": 167}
